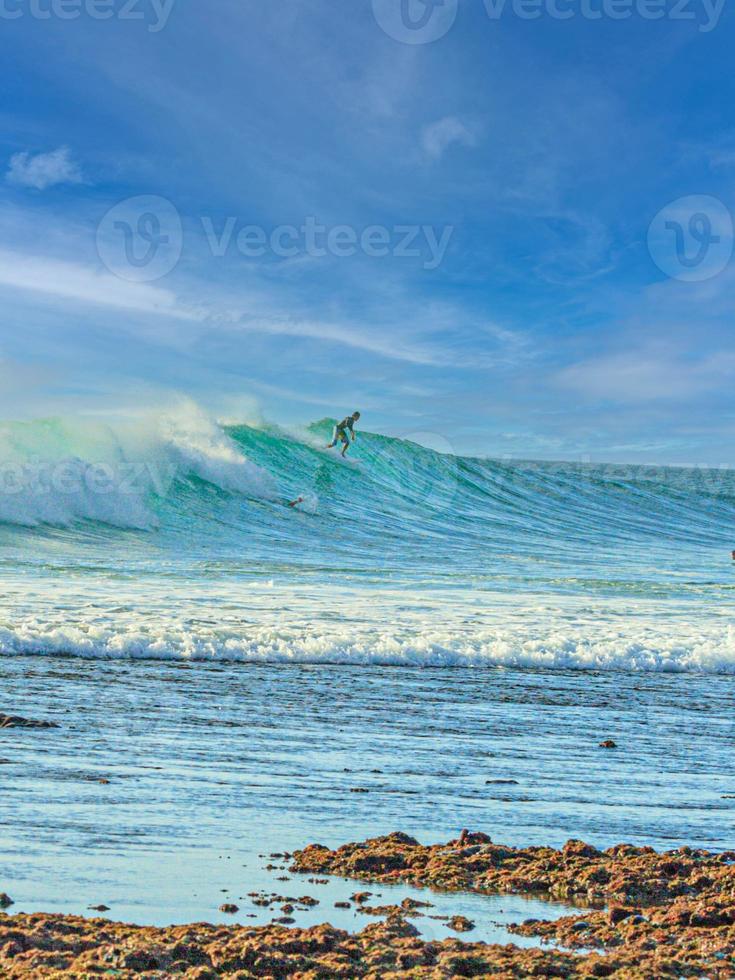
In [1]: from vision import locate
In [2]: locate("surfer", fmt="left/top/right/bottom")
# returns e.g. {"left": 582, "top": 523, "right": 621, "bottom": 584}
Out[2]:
{"left": 326, "top": 412, "right": 360, "bottom": 457}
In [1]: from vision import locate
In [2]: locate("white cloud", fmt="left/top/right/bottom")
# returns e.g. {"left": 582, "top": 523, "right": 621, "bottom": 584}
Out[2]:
{"left": 0, "top": 249, "right": 185, "bottom": 317}
{"left": 420, "top": 116, "right": 476, "bottom": 161}
{"left": 6, "top": 146, "right": 83, "bottom": 191}
{"left": 555, "top": 350, "right": 735, "bottom": 403}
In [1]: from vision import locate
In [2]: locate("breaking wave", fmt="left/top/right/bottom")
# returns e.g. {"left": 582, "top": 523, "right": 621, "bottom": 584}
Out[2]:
{"left": 2, "top": 402, "right": 735, "bottom": 673}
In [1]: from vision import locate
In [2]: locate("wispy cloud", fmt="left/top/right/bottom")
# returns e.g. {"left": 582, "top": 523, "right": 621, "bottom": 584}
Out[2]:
{"left": 0, "top": 245, "right": 527, "bottom": 371}
{"left": 421, "top": 117, "right": 477, "bottom": 161}
{"left": 0, "top": 250, "right": 183, "bottom": 316}
{"left": 6, "top": 146, "right": 83, "bottom": 191}
{"left": 556, "top": 349, "right": 735, "bottom": 403}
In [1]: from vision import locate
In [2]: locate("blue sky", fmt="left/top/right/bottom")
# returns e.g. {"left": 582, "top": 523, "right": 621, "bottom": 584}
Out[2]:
{"left": 0, "top": 0, "right": 734, "bottom": 463}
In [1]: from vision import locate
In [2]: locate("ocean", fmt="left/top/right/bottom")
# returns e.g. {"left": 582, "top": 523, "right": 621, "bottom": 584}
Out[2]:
{"left": 1, "top": 407, "right": 734, "bottom": 931}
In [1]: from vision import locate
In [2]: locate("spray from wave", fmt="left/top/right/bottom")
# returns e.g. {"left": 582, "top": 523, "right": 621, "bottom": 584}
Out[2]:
{"left": 0, "top": 401, "right": 278, "bottom": 528}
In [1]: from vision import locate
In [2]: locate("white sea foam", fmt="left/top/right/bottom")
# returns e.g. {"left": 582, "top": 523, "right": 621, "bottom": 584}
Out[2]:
{"left": 2, "top": 620, "right": 735, "bottom": 673}
{"left": 159, "top": 401, "right": 277, "bottom": 498}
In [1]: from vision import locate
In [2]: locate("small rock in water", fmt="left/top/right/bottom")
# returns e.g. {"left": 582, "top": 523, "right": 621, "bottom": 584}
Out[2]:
{"left": 350, "top": 787, "right": 369, "bottom": 793}
{"left": 599, "top": 739, "right": 617, "bottom": 748}
{"left": 273, "top": 916, "right": 295, "bottom": 924}
{"left": 401, "top": 897, "right": 433, "bottom": 910}
{"left": 88, "top": 905, "right": 110, "bottom": 912}
{"left": 219, "top": 903, "right": 239, "bottom": 914}
{"left": 351, "top": 892, "right": 372, "bottom": 904}
{"left": 0, "top": 893, "right": 14, "bottom": 908}
{"left": 334, "top": 901, "right": 351, "bottom": 908}
{"left": 447, "top": 915, "right": 475, "bottom": 932}
{"left": 0, "top": 713, "right": 59, "bottom": 729}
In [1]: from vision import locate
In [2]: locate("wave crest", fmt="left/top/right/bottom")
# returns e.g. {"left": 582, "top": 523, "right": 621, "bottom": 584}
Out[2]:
{"left": 0, "top": 403, "right": 277, "bottom": 528}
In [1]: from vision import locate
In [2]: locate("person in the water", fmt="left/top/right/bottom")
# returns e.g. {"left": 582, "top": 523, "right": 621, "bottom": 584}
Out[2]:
{"left": 327, "top": 412, "right": 360, "bottom": 457}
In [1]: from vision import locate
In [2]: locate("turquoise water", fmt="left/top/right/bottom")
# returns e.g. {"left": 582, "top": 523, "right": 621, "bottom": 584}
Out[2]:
{"left": 1, "top": 408, "right": 734, "bottom": 669}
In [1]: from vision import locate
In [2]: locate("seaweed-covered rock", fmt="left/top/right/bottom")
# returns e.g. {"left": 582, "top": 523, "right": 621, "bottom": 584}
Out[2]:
{"left": 3, "top": 832, "right": 735, "bottom": 978}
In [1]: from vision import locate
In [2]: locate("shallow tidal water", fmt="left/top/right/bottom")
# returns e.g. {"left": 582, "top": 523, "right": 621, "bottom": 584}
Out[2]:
{"left": 1, "top": 658, "right": 734, "bottom": 941}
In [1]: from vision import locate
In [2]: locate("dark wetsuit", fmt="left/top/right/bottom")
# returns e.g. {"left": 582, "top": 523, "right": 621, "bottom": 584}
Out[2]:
{"left": 334, "top": 416, "right": 356, "bottom": 442}
{"left": 328, "top": 415, "right": 359, "bottom": 453}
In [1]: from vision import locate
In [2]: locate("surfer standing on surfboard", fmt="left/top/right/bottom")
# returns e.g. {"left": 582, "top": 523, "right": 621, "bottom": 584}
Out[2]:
{"left": 326, "top": 412, "right": 360, "bottom": 457}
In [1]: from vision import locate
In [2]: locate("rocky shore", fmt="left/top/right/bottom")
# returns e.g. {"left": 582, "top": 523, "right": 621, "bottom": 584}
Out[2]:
{"left": 1, "top": 831, "right": 734, "bottom": 977}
